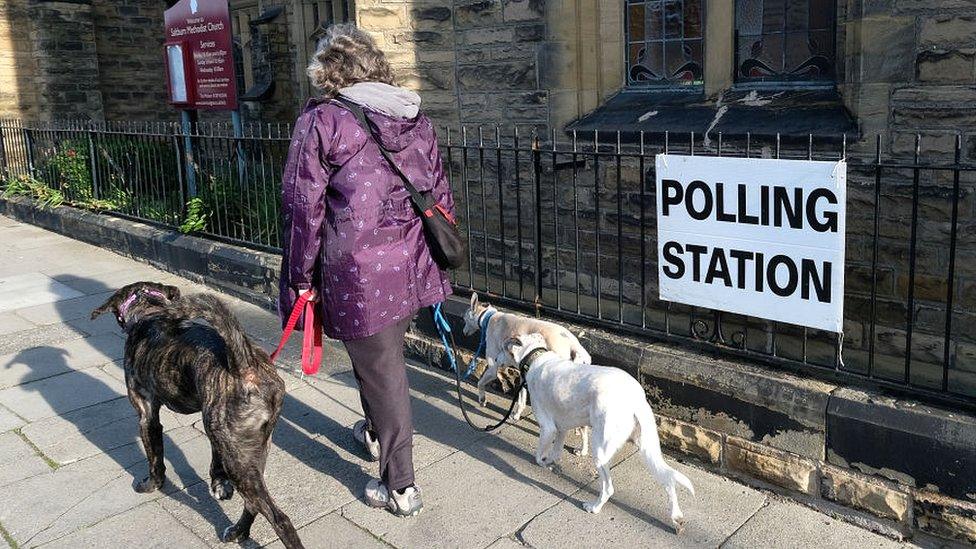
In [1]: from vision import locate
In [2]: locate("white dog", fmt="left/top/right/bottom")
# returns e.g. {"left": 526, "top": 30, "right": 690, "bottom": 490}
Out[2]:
{"left": 508, "top": 333, "right": 695, "bottom": 531}
{"left": 463, "top": 293, "right": 592, "bottom": 453}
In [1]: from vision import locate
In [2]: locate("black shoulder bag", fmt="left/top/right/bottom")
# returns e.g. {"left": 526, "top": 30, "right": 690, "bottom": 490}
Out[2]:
{"left": 336, "top": 97, "right": 466, "bottom": 270}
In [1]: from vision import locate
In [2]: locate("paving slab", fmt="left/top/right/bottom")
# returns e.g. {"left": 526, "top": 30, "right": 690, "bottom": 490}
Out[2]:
{"left": 52, "top": 266, "right": 179, "bottom": 296}
{"left": 0, "top": 241, "right": 120, "bottom": 278}
{"left": 0, "top": 311, "right": 34, "bottom": 336}
{"left": 0, "top": 430, "right": 52, "bottom": 487}
{"left": 0, "top": 332, "right": 124, "bottom": 388}
{"left": 19, "top": 395, "right": 200, "bottom": 466}
{"left": 721, "top": 499, "right": 907, "bottom": 549}
{"left": 0, "top": 425, "right": 207, "bottom": 547}
{"left": 0, "top": 367, "right": 127, "bottom": 421}
{"left": 161, "top": 418, "right": 370, "bottom": 546}
{"left": 13, "top": 290, "right": 117, "bottom": 325}
{"left": 0, "top": 227, "right": 70, "bottom": 251}
{"left": 0, "top": 272, "right": 84, "bottom": 312}
{"left": 265, "top": 512, "right": 391, "bottom": 549}
{"left": 485, "top": 537, "right": 529, "bottom": 549}
{"left": 38, "top": 502, "right": 209, "bottom": 549}
{"left": 0, "top": 321, "right": 90, "bottom": 357}
{"left": 0, "top": 404, "right": 25, "bottom": 432}
{"left": 519, "top": 456, "right": 767, "bottom": 549}
{"left": 340, "top": 411, "right": 600, "bottom": 549}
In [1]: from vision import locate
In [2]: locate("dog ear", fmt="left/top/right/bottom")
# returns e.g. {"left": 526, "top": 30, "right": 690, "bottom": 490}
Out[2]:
{"left": 504, "top": 336, "right": 520, "bottom": 352}
{"left": 90, "top": 295, "right": 115, "bottom": 320}
{"left": 470, "top": 292, "right": 479, "bottom": 309}
{"left": 162, "top": 285, "right": 181, "bottom": 301}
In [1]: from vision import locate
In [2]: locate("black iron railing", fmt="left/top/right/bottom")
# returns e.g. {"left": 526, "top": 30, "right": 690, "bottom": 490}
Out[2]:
{"left": 1, "top": 118, "right": 973, "bottom": 410}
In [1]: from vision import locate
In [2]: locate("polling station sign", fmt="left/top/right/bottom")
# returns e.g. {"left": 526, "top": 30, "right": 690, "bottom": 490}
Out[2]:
{"left": 655, "top": 155, "right": 846, "bottom": 333}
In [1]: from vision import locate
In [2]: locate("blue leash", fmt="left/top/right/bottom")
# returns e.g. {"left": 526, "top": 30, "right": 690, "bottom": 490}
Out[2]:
{"left": 431, "top": 303, "right": 458, "bottom": 372}
{"left": 465, "top": 309, "right": 495, "bottom": 379}
{"left": 429, "top": 302, "right": 522, "bottom": 432}
{"left": 430, "top": 303, "right": 494, "bottom": 379}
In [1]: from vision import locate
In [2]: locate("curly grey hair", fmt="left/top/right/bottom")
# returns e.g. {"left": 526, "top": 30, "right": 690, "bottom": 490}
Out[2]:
{"left": 306, "top": 23, "right": 395, "bottom": 97}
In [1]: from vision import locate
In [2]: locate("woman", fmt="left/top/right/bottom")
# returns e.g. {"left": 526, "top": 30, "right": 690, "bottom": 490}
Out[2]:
{"left": 277, "top": 24, "right": 454, "bottom": 517}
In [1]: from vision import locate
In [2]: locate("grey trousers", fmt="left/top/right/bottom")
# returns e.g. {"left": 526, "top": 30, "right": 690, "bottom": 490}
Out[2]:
{"left": 343, "top": 314, "right": 416, "bottom": 491}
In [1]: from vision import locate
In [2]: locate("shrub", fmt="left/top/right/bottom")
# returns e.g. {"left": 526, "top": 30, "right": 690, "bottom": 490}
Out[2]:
{"left": 1, "top": 174, "right": 65, "bottom": 209}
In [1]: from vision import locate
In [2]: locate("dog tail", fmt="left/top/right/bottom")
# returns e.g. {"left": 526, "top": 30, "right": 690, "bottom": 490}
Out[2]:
{"left": 170, "top": 294, "right": 259, "bottom": 370}
{"left": 634, "top": 405, "right": 695, "bottom": 496}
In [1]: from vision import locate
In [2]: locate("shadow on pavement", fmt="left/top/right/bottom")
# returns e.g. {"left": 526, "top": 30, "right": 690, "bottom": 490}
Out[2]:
{"left": 8, "top": 272, "right": 661, "bottom": 544}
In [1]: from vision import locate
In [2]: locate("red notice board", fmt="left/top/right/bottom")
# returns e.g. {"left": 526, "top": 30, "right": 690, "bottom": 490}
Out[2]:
{"left": 164, "top": 0, "right": 238, "bottom": 111}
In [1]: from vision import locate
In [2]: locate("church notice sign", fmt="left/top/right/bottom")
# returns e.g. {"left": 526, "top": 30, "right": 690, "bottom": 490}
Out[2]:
{"left": 655, "top": 154, "right": 846, "bottom": 333}
{"left": 164, "top": 0, "right": 238, "bottom": 110}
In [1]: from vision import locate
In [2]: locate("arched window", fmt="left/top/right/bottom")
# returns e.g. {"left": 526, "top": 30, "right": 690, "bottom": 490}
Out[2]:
{"left": 735, "top": 0, "right": 835, "bottom": 83}
{"left": 625, "top": 1, "right": 704, "bottom": 87}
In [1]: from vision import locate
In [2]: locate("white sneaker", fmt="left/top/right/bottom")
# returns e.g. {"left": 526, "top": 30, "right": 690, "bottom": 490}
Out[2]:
{"left": 353, "top": 420, "right": 380, "bottom": 462}
{"left": 364, "top": 479, "right": 424, "bottom": 517}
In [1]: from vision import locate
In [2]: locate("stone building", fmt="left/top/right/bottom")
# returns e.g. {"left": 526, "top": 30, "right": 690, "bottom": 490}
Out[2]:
{"left": 0, "top": 0, "right": 973, "bottom": 153}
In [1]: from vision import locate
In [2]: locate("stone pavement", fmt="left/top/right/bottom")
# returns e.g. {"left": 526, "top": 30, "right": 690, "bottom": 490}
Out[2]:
{"left": 0, "top": 215, "right": 916, "bottom": 549}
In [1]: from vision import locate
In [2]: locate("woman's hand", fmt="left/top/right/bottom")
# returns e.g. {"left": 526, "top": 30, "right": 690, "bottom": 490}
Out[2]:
{"left": 298, "top": 289, "right": 317, "bottom": 302}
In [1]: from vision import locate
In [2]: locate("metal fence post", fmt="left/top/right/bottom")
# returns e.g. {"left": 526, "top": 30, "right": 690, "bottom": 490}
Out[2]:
{"left": 0, "top": 121, "right": 7, "bottom": 181}
{"left": 532, "top": 134, "right": 543, "bottom": 315}
{"left": 23, "top": 126, "right": 35, "bottom": 176}
{"left": 181, "top": 110, "right": 198, "bottom": 197}
{"left": 172, "top": 125, "right": 187, "bottom": 208}
{"left": 86, "top": 125, "right": 100, "bottom": 199}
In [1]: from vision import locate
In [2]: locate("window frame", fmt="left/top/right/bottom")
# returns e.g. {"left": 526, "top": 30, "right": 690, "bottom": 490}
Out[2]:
{"left": 623, "top": 0, "right": 707, "bottom": 91}
{"left": 731, "top": 0, "right": 838, "bottom": 89}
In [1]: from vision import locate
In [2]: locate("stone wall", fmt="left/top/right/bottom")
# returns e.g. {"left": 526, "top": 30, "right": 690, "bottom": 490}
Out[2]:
{"left": 24, "top": 0, "right": 104, "bottom": 120}
{"left": 843, "top": 1, "right": 976, "bottom": 158}
{"left": 92, "top": 0, "right": 170, "bottom": 120}
{"left": 355, "top": 0, "right": 556, "bottom": 128}
{"left": 0, "top": 0, "right": 40, "bottom": 119}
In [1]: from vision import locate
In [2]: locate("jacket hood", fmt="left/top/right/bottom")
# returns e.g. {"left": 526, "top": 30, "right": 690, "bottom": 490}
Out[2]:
{"left": 338, "top": 82, "right": 421, "bottom": 119}
{"left": 335, "top": 82, "right": 427, "bottom": 152}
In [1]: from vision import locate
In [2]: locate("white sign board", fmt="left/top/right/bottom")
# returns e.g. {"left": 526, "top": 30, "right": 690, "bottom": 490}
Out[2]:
{"left": 166, "top": 44, "right": 188, "bottom": 103}
{"left": 655, "top": 154, "right": 846, "bottom": 333}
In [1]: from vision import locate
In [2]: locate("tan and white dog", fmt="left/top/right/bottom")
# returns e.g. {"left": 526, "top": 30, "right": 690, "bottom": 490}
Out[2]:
{"left": 508, "top": 333, "right": 695, "bottom": 531}
{"left": 463, "top": 293, "right": 592, "bottom": 453}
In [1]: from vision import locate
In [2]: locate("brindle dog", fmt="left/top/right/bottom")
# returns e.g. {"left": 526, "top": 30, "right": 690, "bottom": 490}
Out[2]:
{"left": 92, "top": 281, "right": 304, "bottom": 549}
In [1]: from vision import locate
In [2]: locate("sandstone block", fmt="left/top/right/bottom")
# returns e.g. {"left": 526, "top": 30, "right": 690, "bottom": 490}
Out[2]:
{"left": 359, "top": 6, "right": 405, "bottom": 30}
{"left": 657, "top": 416, "right": 722, "bottom": 464}
{"left": 821, "top": 465, "right": 911, "bottom": 522}
{"left": 915, "top": 491, "right": 976, "bottom": 544}
{"left": 919, "top": 16, "right": 976, "bottom": 50}
{"left": 725, "top": 437, "right": 818, "bottom": 495}
{"left": 916, "top": 49, "right": 975, "bottom": 84}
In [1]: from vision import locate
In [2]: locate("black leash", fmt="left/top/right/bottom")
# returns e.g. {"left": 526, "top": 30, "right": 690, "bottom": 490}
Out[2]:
{"left": 430, "top": 307, "right": 524, "bottom": 432}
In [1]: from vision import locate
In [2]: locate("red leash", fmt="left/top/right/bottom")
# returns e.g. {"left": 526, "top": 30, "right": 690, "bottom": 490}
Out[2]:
{"left": 270, "top": 291, "right": 323, "bottom": 376}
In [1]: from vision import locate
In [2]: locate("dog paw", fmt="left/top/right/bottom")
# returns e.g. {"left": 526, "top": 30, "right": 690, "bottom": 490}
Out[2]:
{"left": 221, "top": 524, "right": 250, "bottom": 543}
{"left": 210, "top": 479, "right": 234, "bottom": 501}
{"left": 478, "top": 394, "right": 488, "bottom": 407}
{"left": 672, "top": 517, "right": 686, "bottom": 535}
{"left": 582, "top": 500, "right": 604, "bottom": 514}
{"left": 134, "top": 476, "right": 163, "bottom": 494}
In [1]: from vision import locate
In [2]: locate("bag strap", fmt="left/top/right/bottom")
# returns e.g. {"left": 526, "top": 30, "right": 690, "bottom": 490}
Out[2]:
{"left": 334, "top": 97, "right": 433, "bottom": 216}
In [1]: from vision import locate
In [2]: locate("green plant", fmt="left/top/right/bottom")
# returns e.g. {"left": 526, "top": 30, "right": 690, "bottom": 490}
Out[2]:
{"left": 180, "top": 196, "right": 209, "bottom": 234}
{"left": 196, "top": 173, "right": 281, "bottom": 244}
{"left": 1, "top": 174, "right": 65, "bottom": 209}
{"left": 43, "top": 143, "right": 93, "bottom": 202}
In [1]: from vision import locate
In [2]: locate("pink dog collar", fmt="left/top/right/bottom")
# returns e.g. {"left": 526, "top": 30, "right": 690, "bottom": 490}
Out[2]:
{"left": 118, "top": 289, "right": 168, "bottom": 322}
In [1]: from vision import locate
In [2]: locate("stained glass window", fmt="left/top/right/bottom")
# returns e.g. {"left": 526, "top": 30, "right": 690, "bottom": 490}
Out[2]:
{"left": 735, "top": 0, "right": 835, "bottom": 83}
{"left": 625, "top": 0, "right": 704, "bottom": 87}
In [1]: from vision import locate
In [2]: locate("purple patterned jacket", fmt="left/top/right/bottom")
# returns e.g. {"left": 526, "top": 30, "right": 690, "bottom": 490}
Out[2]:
{"left": 278, "top": 98, "right": 454, "bottom": 340}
